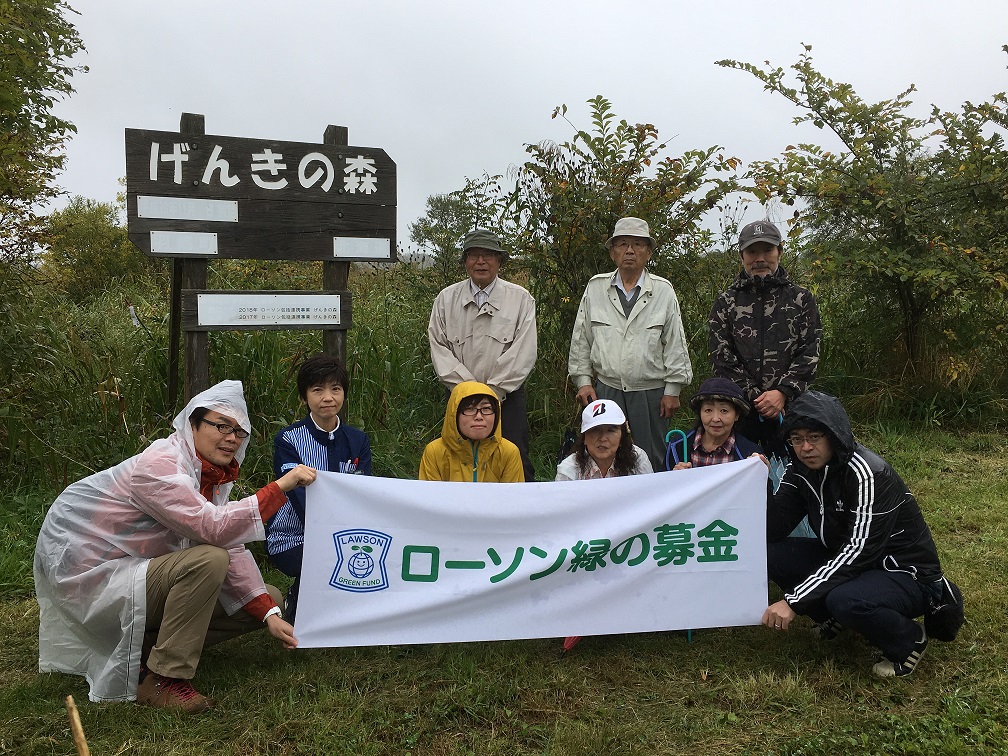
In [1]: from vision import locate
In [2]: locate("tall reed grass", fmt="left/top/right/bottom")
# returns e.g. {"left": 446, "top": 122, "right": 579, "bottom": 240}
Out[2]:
{"left": 2, "top": 250, "right": 1005, "bottom": 491}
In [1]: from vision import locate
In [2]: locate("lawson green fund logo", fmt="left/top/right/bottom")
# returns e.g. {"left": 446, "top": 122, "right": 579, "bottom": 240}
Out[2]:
{"left": 330, "top": 529, "right": 391, "bottom": 592}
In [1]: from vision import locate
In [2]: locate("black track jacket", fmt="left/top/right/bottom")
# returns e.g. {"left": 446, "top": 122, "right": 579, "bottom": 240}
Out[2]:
{"left": 768, "top": 391, "right": 942, "bottom": 613}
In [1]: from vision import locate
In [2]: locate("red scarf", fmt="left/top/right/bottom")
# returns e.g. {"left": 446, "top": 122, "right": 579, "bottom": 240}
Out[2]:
{"left": 196, "top": 452, "right": 240, "bottom": 501}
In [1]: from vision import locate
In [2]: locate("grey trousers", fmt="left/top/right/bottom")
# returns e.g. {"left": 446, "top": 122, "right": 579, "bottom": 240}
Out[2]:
{"left": 501, "top": 383, "right": 534, "bottom": 481}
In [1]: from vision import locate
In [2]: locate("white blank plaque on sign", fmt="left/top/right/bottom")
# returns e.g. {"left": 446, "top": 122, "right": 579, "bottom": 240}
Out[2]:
{"left": 196, "top": 294, "right": 342, "bottom": 327}
{"left": 150, "top": 231, "right": 219, "bottom": 255}
{"left": 137, "top": 195, "right": 239, "bottom": 222}
{"left": 333, "top": 237, "right": 391, "bottom": 260}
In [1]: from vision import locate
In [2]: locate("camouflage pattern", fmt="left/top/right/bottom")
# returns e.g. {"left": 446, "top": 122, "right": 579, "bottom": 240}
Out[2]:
{"left": 708, "top": 266, "right": 821, "bottom": 403}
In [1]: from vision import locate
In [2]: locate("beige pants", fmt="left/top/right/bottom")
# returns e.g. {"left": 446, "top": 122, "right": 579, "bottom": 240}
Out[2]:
{"left": 144, "top": 544, "right": 283, "bottom": 679}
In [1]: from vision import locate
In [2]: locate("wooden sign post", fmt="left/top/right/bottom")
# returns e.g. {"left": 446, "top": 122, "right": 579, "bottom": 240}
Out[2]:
{"left": 125, "top": 114, "right": 396, "bottom": 403}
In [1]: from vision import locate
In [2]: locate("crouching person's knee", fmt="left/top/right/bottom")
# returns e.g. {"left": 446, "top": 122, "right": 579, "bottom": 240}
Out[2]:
{"left": 824, "top": 583, "right": 872, "bottom": 627}
{"left": 184, "top": 544, "right": 230, "bottom": 585}
{"left": 265, "top": 584, "right": 284, "bottom": 610}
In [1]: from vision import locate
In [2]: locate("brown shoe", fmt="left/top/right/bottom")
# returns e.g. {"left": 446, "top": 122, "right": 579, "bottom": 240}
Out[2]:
{"left": 136, "top": 671, "right": 213, "bottom": 713}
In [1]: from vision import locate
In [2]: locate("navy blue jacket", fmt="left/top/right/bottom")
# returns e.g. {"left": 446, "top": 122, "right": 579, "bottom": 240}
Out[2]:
{"left": 266, "top": 415, "right": 372, "bottom": 557}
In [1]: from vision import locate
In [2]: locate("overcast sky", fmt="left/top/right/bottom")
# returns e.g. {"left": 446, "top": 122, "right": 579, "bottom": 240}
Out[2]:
{"left": 51, "top": 0, "right": 1008, "bottom": 249}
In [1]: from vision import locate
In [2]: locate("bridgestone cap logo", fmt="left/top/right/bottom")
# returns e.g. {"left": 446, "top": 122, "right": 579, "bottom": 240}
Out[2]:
{"left": 592, "top": 403, "right": 606, "bottom": 417}
{"left": 330, "top": 529, "right": 391, "bottom": 593}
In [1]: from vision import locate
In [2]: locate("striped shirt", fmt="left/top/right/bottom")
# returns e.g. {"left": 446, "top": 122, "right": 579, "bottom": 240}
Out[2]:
{"left": 266, "top": 414, "right": 372, "bottom": 557}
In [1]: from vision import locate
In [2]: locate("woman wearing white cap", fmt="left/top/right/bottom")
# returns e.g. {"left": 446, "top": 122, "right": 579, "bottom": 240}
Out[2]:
{"left": 556, "top": 398, "right": 653, "bottom": 652}
{"left": 555, "top": 399, "right": 654, "bottom": 481}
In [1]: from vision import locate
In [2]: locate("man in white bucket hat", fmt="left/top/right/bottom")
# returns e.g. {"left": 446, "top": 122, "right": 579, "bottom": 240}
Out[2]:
{"left": 568, "top": 217, "right": 692, "bottom": 470}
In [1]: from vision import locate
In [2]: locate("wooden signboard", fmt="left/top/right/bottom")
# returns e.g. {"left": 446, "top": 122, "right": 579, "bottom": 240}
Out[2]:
{"left": 125, "top": 129, "right": 396, "bottom": 261}
{"left": 124, "top": 114, "right": 391, "bottom": 404}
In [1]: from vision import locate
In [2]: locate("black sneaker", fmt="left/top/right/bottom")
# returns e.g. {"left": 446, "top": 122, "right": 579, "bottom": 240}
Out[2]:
{"left": 284, "top": 591, "right": 298, "bottom": 626}
{"left": 872, "top": 626, "right": 928, "bottom": 678}
{"left": 814, "top": 618, "right": 842, "bottom": 641}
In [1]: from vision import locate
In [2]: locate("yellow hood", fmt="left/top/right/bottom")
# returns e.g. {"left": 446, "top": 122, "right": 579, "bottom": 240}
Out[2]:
{"left": 440, "top": 381, "right": 502, "bottom": 455}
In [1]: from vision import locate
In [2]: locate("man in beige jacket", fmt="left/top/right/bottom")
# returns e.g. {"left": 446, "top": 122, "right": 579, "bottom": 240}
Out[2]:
{"left": 428, "top": 229, "right": 537, "bottom": 480}
{"left": 568, "top": 217, "right": 692, "bottom": 470}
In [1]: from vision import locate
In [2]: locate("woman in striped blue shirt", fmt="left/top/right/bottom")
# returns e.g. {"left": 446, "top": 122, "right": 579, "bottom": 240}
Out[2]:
{"left": 267, "top": 355, "right": 372, "bottom": 624}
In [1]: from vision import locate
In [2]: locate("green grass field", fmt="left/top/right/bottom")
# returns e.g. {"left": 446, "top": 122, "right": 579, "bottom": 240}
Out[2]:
{"left": 2, "top": 428, "right": 1005, "bottom": 755}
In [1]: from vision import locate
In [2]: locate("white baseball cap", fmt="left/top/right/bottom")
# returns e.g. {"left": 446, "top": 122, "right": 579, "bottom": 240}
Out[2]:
{"left": 581, "top": 399, "right": 628, "bottom": 433}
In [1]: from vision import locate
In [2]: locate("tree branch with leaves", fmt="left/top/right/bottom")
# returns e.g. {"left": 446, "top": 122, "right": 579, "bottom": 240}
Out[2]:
{"left": 0, "top": 0, "right": 85, "bottom": 263}
{"left": 718, "top": 45, "right": 1008, "bottom": 371}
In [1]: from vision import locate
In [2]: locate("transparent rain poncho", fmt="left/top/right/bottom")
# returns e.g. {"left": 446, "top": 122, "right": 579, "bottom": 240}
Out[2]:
{"left": 34, "top": 380, "right": 272, "bottom": 701}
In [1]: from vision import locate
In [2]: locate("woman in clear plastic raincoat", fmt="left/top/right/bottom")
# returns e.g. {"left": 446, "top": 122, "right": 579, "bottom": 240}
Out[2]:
{"left": 34, "top": 380, "right": 315, "bottom": 706}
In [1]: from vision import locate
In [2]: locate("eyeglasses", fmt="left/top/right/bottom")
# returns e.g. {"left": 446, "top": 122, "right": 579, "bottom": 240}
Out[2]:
{"left": 787, "top": 431, "right": 827, "bottom": 448}
{"left": 466, "top": 250, "right": 501, "bottom": 261}
{"left": 200, "top": 419, "right": 250, "bottom": 439}
{"left": 460, "top": 404, "right": 496, "bottom": 417}
{"left": 613, "top": 239, "right": 649, "bottom": 251}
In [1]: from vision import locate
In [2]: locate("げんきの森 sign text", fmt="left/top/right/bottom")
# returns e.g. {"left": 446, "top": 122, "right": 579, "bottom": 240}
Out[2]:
{"left": 125, "top": 128, "right": 396, "bottom": 261}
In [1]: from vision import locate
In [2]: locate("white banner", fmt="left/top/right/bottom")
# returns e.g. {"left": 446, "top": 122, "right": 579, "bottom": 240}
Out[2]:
{"left": 295, "top": 458, "right": 768, "bottom": 647}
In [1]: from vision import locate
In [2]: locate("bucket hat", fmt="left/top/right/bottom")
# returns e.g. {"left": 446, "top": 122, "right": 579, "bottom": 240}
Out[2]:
{"left": 461, "top": 229, "right": 507, "bottom": 262}
{"left": 605, "top": 217, "right": 653, "bottom": 247}
{"left": 689, "top": 377, "right": 750, "bottom": 416}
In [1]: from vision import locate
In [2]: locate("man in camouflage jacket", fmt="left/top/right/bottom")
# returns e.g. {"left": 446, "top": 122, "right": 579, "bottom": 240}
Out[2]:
{"left": 708, "top": 220, "right": 821, "bottom": 450}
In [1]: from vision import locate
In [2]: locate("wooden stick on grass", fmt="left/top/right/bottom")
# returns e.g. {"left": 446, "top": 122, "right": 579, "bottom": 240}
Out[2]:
{"left": 65, "top": 695, "right": 90, "bottom": 756}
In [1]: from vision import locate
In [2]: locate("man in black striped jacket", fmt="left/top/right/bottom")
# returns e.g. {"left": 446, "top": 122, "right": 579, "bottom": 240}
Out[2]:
{"left": 761, "top": 391, "right": 947, "bottom": 678}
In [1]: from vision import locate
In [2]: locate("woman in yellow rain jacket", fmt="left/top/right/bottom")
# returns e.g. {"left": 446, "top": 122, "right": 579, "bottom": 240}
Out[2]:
{"left": 419, "top": 381, "right": 524, "bottom": 482}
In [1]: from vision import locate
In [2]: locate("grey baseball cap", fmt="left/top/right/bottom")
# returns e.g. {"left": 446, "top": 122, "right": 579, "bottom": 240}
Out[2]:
{"left": 738, "top": 220, "right": 782, "bottom": 252}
